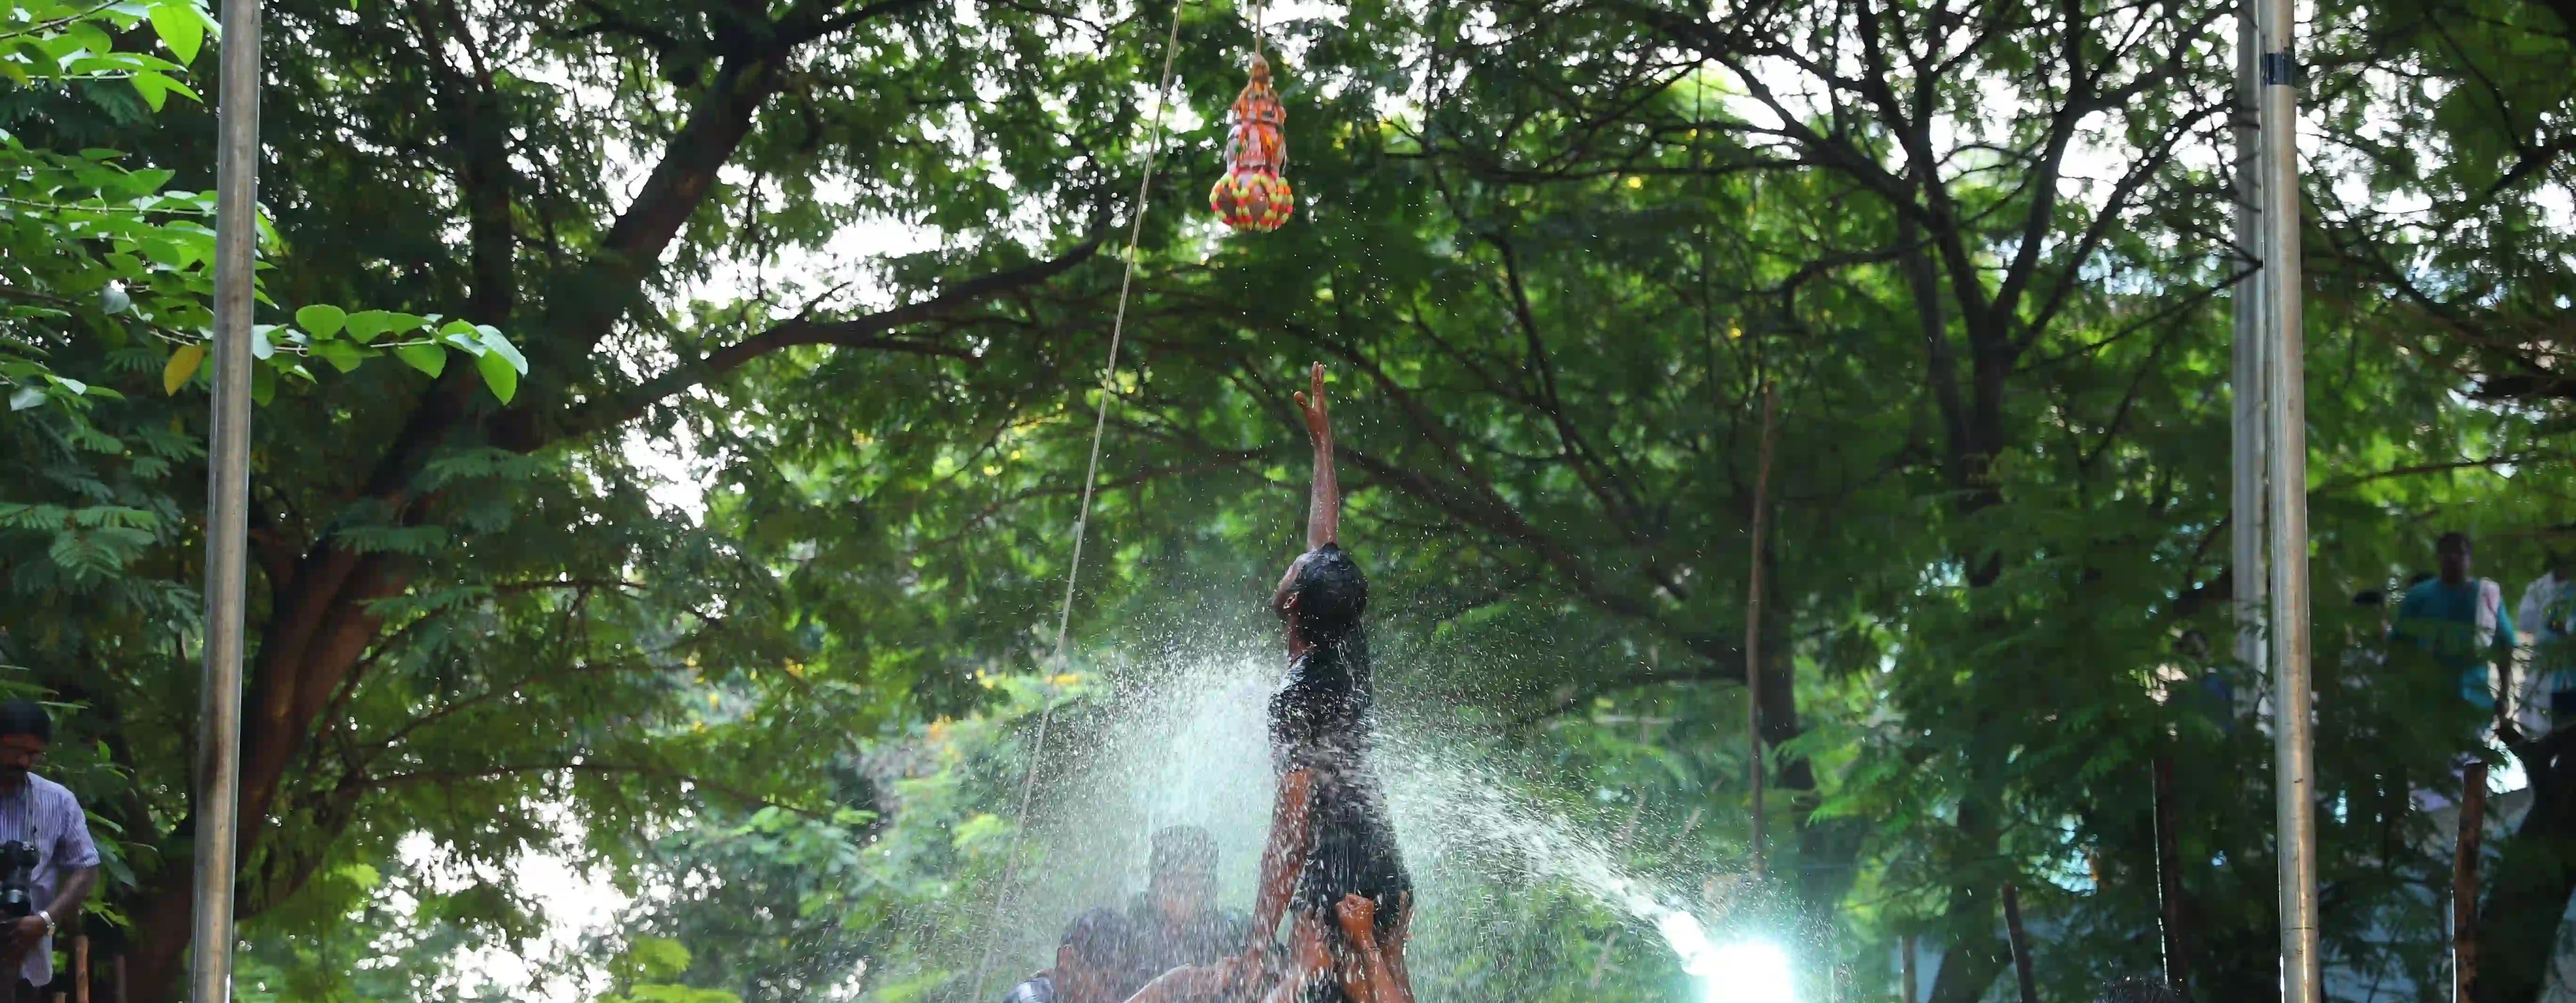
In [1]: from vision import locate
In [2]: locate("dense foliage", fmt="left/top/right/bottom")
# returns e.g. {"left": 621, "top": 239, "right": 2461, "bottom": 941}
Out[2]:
{"left": 3, "top": 0, "right": 2574, "bottom": 1001}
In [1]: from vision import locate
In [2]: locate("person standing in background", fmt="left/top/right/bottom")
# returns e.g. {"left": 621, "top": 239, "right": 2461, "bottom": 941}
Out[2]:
{"left": 0, "top": 700, "right": 99, "bottom": 1003}
{"left": 2517, "top": 550, "right": 2576, "bottom": 734}
{"left": 2393, "top": 533, "right": 2517, "bottom": 720}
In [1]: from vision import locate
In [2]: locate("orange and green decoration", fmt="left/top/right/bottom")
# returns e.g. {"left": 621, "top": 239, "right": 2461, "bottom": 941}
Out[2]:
{"left": 1209, "top": 54, "right": 1293, "bottom": 233}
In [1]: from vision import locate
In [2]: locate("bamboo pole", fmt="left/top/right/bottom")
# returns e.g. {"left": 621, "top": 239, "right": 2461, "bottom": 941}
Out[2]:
{"left": 2255, "top": 0, "right": 2319, "bottom": 990}
{"left": 1902, "top": 935, "right": 1918, "bottom": 1003}
{"left": 1746, "top": 383, "right": 1777, "bottom": 882}
{"left": 2454, "top": 760, "right": 2488, "bottom": 1003}
{"left": 193, "top": 1, "right": 262, "bottom": 1002}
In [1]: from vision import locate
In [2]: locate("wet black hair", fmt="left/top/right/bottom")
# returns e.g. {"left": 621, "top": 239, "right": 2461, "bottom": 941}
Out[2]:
{"left": 2439, "top": 531, "right": 2473, "bottom": 552}
{"left": 1287, "top": 544, "right": 1368, "bottom": 645}
{"left": 1059, "top": 907, "right": 1127, "bottom": 964}
{"left": 0, "top": 700, "right": 50, "bottom": 743}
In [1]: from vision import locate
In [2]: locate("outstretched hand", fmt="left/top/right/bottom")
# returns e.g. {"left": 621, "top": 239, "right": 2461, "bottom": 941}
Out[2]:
{"left": 1293, "top": 362, "right": 1330, "bottom": 446}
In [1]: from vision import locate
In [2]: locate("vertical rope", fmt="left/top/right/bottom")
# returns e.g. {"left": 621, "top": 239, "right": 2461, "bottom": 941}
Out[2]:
{"left": 967, "top": 0, "right": 1188, "bottom": 995}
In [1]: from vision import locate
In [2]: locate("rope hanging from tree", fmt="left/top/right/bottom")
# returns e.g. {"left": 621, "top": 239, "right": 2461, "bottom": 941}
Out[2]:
{"left": 966, "top": 0, "right": 1189, "bottom": 994}
{"left": 1210, "top": 0, "right": 1294, "bottom": 233}
{"left": 971, "top": 2, "right": 1291, "bottom": 995}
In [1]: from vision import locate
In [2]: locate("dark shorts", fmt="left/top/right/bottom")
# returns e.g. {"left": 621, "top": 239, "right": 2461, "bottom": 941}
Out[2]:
{"left": 1292, "top": 827, "right": 1410, "bottom": 940}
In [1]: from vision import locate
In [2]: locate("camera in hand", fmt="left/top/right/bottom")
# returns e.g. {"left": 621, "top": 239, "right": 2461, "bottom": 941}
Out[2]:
{"left": 0, "top": 841, "right": 39, "bottom": 919}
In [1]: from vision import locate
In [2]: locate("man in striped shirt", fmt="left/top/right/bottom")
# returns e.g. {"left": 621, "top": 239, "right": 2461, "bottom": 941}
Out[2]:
{"left": 0, "top": 700, "right": 98, "bottom": 1003}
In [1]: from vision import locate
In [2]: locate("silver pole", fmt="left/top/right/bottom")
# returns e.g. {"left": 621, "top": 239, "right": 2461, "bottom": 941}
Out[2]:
{"left": 192, "top": 1, "right": 261, "bottom": 1002}
{"left": 2257, "top": 0, "right": 2319, "bottom": 995}
{"left": 2230, "top": 0, "right": 2267, "bottom": 703}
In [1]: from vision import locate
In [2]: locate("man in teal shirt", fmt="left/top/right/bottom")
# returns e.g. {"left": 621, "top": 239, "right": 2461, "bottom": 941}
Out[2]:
{"left": 2392, "top": 532, "right": 2515, "bottom": 711}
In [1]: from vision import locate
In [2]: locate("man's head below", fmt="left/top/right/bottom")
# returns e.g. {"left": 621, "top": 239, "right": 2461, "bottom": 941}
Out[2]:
{"left": 0, "top": 700, "right": 49, "bottom": 789}
{"left": 1146, "top": 826, "right": 1218, "bottom": 928}
{"left": 1051, "top": 908, "right": 1130, "bottom": 1003}
{"left": 2439, "top": 531, "right": 2475, "bottom": 585}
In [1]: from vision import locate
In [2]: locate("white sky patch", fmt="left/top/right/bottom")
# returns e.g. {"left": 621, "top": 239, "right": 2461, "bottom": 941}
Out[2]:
{"left": 394, "top": 817, "right": 631, "bottom": 1003}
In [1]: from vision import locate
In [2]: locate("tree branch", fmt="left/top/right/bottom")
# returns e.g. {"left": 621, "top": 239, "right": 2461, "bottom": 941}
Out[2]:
{"left": 544, "top": 222, "right": 1115, "bottom": 445}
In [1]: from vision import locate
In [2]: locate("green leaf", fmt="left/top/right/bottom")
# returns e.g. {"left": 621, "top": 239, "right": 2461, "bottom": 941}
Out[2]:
{"left": 131, "top": 72, "right": 169, "bottom": 113}
{"left": 343, "top": 310, "right": 397, "bottom": 342}
{"left": 162, "top": 345, "right": 206, "bottom": 395}
{"left": 148, "top": 1, "right": 205, "bottom": 66}
{"left": 250, "top": 364, "right": 274, "bottom": 405}
{"left": 475, "top": 350, "right": 518, "bottom": 404}
{"left": 477, "top": 329, "right": 528, "bottom": 375}
{"left": 100, "top": 284, "right": 131, "bottom": 315}
{"left": 296, "top": 304, "right": 347, "bottom": 338}
{"left": 314, "top": 340, "right": 366, "bottom": 374}
{"left": 249, "top": 325, "right": 275, "bottom": 360}
{"left": 394, "top": 343, "right": 447, "bottom": 378}
{"left": 8, "top": 388, "right": 45, "bottom": 412}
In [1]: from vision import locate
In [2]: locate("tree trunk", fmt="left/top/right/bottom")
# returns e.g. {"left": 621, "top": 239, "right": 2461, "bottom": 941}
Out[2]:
{"left": 2152, "top": 755, "right": 2198, "bottom": 1001}
{"left": 2478, "top": 737, "right": 2576, "bottom": 1003}
{"left": 2002, "top": 884, "right": 2039, "bottom": 1003}
{"left": 120, "top": 875, "right": 192, "bottom": 1003}
{"left": 119, "top": 546, "right": 405, "bottom": 1003}
{"left": 1928, "top": 800, "right": 2012, "bottom": 1003}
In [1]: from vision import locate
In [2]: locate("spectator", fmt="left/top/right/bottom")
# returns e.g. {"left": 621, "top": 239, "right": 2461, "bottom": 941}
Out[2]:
{"left": 1000, "top": 828, "right": 1251, "bottom": 1003}
{"left": 0, "top": 700, "right": 98, "bottom": 1003}
{"left": 2392, "top": 533, "right": 2516, "bottom": 713}
{"left": 1004, "top": 908, "right": 1133, "bottom": 1003}
{"left": 1123, "top": 826, "right": 1249, "bottom": 987}
{"left": 2517, "top": 550, "right": 2576, "bottom": 729}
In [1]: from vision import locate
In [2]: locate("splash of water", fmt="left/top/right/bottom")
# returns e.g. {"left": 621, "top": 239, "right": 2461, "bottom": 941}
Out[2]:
{"left": 988, "top": 645, "right": 1784, "bottom": 1001}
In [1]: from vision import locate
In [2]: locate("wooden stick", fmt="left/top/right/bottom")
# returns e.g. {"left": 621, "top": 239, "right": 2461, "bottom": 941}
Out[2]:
{"left": 2152, "top": 756, "right": 2196, "bottom": 1001}
{"left": 1746, "top": 381, "right": 1777, "bottom": 882}
{"left": 73, "top": 933, "right": 88, "bottom": 1003}
{"left": 2455, "top": 760, "right": 2488, "bottom": 1003}
{"left": 2003, "top": 884, "right": 2039, "bottom": 1003}
{"left": 1902, "top": 935, "right": 1919, "bottom": 1003}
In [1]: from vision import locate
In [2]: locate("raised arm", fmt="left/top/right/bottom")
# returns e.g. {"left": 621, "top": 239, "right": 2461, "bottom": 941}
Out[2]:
{"left": 1296, "top": 363, "right": 1338, "bottom": 550}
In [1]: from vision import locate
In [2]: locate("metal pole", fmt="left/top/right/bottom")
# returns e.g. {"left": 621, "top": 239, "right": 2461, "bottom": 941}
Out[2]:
{"left": 192, "top": 1, "right": 261, "bottom": 1002}
{"left": 2230, "top": 0, "right": 2268, "bottom": 706}
{"left": 2258, "top": 0, "right": 2320, "bottom": 994}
